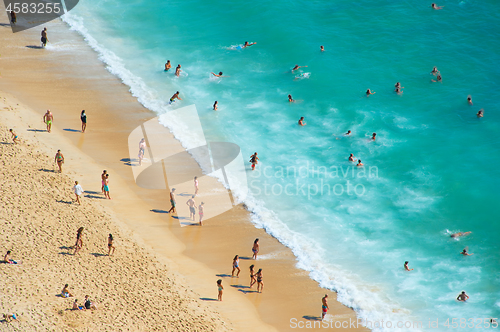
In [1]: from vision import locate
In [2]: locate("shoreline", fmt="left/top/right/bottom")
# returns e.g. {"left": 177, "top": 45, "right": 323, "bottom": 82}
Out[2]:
{"left": 0, "top": 11, "right": 369, "bottom": 332}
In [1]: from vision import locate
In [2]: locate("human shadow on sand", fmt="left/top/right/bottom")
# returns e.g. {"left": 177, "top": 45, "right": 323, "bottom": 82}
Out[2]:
{"left": 230, "top": 285, "right": 250, "bottom": 290}
{"left": 39, "top": 168, "right": 55, "bottom": 173}
{"left": 58, "top": 252, "right": 73, "bottom": 256}
{"left": 84, "top": 190, "right": 101, "bottom": 195}
{"left": 238, "top": 256, "right": 252, "bottom": 260}
{"left": 90, "top": 253, "right": 107, "bottom": 257}
{"left": 199, "top": 298, "right": 218, "bottom": 301}
{"left": 59, "top": 246, "right": 73, "bottom": 250}
{"left": 63, "top": 128, "right": 81, "bottom": 133}
{"left": 25, "top": 45, "right": 43, "bottom": 49}
{"left": 151, "top": 209, "right": 169, "bottom": 214}
{"left": 27, "top": 129, "right": 47, "bottom": 132}
{"left": 0, "top": 142, "right": 13, "bottom": 145}
{"left": 120, "top": 158, "right": 134, "bottom": 166}
{"left": 215, "top": 274, "right": 232, "bottom": 278}
{"left": 84, "top": 194, "right": 106, "bottom": 200}
{"left": 56, "top": 199, "right": 73, "bottom": 205}
{"left": 302, "top": 315, "right": 321, "bottom": 321}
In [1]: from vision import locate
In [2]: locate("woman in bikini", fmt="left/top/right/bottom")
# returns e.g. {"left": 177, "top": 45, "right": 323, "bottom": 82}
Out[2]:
{"left": 249, "top": 264, "right": 257, "bottom": 288}
{"left": 217, "top": 279, "right": 223, "bottom": 301}
{"left": 232, "top": 255, "right": 240, "bottom": 277}
{"left": 107, "top": 234, "right": 116, "bottom": 256}
{"left": 252, "top": 238, "right": 259, "bottom": 259}
{"left": 256, "top": 269, "right": 264, "bottom": 293}
{"left": 54, "top": 150, "right": 64, "bottom": 173}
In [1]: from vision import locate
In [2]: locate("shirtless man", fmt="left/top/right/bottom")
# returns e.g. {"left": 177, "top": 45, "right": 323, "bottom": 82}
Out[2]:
{"left": 467, "top": 95, "right": 473, "bottom": 105}
{"left": 175, "top": 64, "right": 182, "bottom": 77}
{"left": 101, "top": 170, "right": 107, "bottom": 194}
{"left": 298, "top": 117, "right": 306, "bottom": 126}
{"left": 292, "top": 65, "right": 307, "bottom": 72}
{"left": 242, "top": 41, "right": 257, "bottom": 48}
{"left": 461, "top": 248, "right": 473, "bottom": 256}
{"left": 186, "top": 196, "right": 196, "bottom": 221}
{"left": 404, "top": 261, "right": 414, "bottom": 271}
{"left": 211, "top": 71, "right": 229, "bottom": 77}
{"left": 320, "top": 45, "right": 324, "bottom": 52}
{"left": 43, "top": 110, "right": 54, "bottom": 133}
{"left": 348, "top": 153, "right": 356, "bottom": 162}
{"left": 477, "top": 109, "right": 484, "bottom": 118}
{"left": 357, "top": 159, "right": 364, "bottom": 167}
{"left": 9, "top": 129, "right": 20, "bottom": 144}
{"left": 322, "top": 295, "right": 329, "bottom": 320}
{"left": 250, "top": 152, "right": 259, "bottom": 170}
{"left": 164, "top": 60, "right": 171, "bottom": 71}
{"left": 430, "top": 66, "right": 439, "bottom": 75}
{"left": 41, "top": 27, "right": 48, "bottom": 47}
{"left": 457, "top": 291, "right": 469, "bottom": 302}
{"left": 168, "top": 188, "right": 176, "bottom": 213}
{"left": 450, "top": 231, "right": 471, "bottom": 238}
{"left": 169, "top": 91, "right": 182, "bottom": 104}
{"left": 213, "top": 101, "right": 218, "bottom": 110}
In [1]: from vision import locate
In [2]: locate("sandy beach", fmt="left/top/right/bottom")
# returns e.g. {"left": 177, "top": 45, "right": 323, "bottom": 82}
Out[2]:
{"left": 0, "top": 10, "right": 369, "bottom": 332}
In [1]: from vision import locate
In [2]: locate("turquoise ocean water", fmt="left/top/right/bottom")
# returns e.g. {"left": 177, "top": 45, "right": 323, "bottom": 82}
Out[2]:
{"left": 60, "top": 0, "right": 500, "bottom": 330}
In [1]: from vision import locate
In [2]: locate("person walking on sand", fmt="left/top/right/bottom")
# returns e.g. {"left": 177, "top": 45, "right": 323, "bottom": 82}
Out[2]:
{"left": 80, "top": 110, "right": 87, "bottom": 133}
{"left": 103, "top": 174, "right": 111, "bottom": 199}
{"left": 108, "top": 234, "right": 116, "bottom": 256}
{"left": 54, "top": 150, "right": 64, "bottom": 173}
{"left": 164, "top": 60, "right": 171, "bottom": 71}
{"left": 10, "top": 11, "right": 16, "bottom": 25}
{"left": 101, "top": 170, "right": 107, "bottom": 194}
{"left": 199, "top": 202, "right": 204, "bottom": 225}
{"left": 72, "top": 181, "right": 84, "bottom": 205}
{"left": 232, "top": 255, "right": 241, "bottom": 277}
{"left": 194, "top": 176, "right": 199, "bottom": 196}
{"left": 213, "top": 101, "right": 218, "bottom": 111}
{"left": 186, "top": 195, "right": 196, "bottom": 221}
{"left": 61, "top": 284, "right": 74, "bottom": 298}
{"left": 41, "top": 27, "right": 48, "bottom": 48}
{"left": 168, "top": 188, "right": 176, "bottom": 213}
{"left": 322, "top": 294, "right": 329, "bottom": 320}
{"left": 169, "top": 91, "right": 182, "bottom": 104}
{"left": 138, "top": 138, "right": 146, "bottom": 165}
{"left": 256, "top": 269, "right": 264, "bottom": 293}
{"left": 74, "top": 227, "right": 84, "bottom": 255}
{"left": 249, "top": 264, "right": 257, "bottom": 288}
{"left": 43, "top": 110, "right": 53, "bottom": 133}
{"left": 250, "top": 152, "right": 259, "bottom": 171}
{"left": 404, "top": 261, "right": 414, "bottom": 271}
{"left": 217, "top": 279, "right": 224, "bottom": 301}
{"left": 252, "top": 238, "right": 260, "bottom": 259}
{"left": 9, "top": 129, "right": 20, "bottom": 144}
{"left": 457, "top": 291, "right": 469, "bottom": 302}
{"left": 175, "top": 64, "right": 182, "bottom": 77}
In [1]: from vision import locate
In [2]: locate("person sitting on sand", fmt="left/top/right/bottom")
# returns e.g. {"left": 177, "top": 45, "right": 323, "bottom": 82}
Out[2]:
{"left": 357, "top": 160, "right": 364, "bottom": 167}
{"left": 84, "top": 295, "right": 98, "bottom": 310}
{"left": 461, "top": 248, "right": 473, "bottom": 256}
{"left": 108, "top": 234, "right": 116, "bottom": 256}
{"left": 3, "top": 251, "right": 18, "bottom": 264}
{"left": 72, "top": 299, "right": 84, "bottom": 310}
{"left": 298, "top": 117, "right": 306, "bottom": 126}
{"left": 175, "top": 64, "right": 182, "bottom": 77}
{"left": 288, "top": 94, "right": 295, "bottom": 103}
{"left": 252, "top": 238, "right": 260, "bottom": 259}
{"left": 292, "top": 65, "right": 307, "bottom": 72}
{"left": 432, "top": 74, "right": 442, "bottom": 82}
{"left": 43, "top": 109, "right": 53, "bottom": 133}
{"left": 232, "top": 255, "right": 241, "bottom": 277}
{"left": 404, "top": 261, "right": 414, "bottom": 271}
{"left": 349, "top": 154, "right": 356, "bottom": 162}
{"left": 366, "top": 89, "right": 376, "bottom": 96}
{"left": 9, "top": 129, "right": 20, "bottom": 144}
{"left": 3, "top": 313, "right": 17, "bottom": 322}
{"left": 54, "top": 150, "right": 64, "bottom": 173}
{"left": 61, "top": 284, "right": 74, "bottom": 298}
{"left": 431, "top": 3, "right": 443, "bottom": 10}
{"left": 477, "top": 109, "right": 484, "bottom": 118}
{"left": 242, "top": 41, "right": 256, "bottom": 48}
{"left": 450, "top": 231, "right": 471, "bottom": 238}
{"left": 217, "top": 279, "right": 224, "bottom": 301}
{"left": 467, "top": 95, "right": 473, "bottom": 105}
{"left": 73, "top": 181, "right": 84, "bottom": 205}
{"left": 164, "top": 60, "right": 171, "bottom": 71}
{"left": 169, "top": 91, "right": 182, "bottom": 104}
{"left": 457, "top": 291, "right": 469, "bottom": 302}
{"left": 211, "top": 71, "right": 229, "bottom": 78}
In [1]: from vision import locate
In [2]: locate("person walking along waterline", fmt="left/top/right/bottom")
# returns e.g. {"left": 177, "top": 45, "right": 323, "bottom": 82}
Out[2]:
{"left": 256, "top": 269, "right": 264, "bottom": 293}
{"left": 43, "top": 110, "right": 53, "bottom": 133}
{"left": 80, "top": 110, "right": 87, "bottom": 133}
{"left": 322, "top": 294, "right": 329, "bottom": 320}
{"left": 252, "top": 238, "right": 259, "bottom": 259}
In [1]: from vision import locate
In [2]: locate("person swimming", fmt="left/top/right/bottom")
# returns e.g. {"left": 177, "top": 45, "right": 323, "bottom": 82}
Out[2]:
{"left": 431, "top": 3, "right": 443, "bottom": 9}
{"left": 366, "top": 89, "right": 376, "bottom": 96}
{"left": 242, "top": 41, "right": 257, "bottom": 48}
{"left": 477, "top": 109, "right": 484, "bottom": 118}
{"left": 357, "top": 159, "right": 364, "bottom": 167}
{"left": 288, "top": 94, "right": 295, "bottom": 102}
{"left": 460, "top": 248, "right": 473, "bottom": 256}
{"left": 404, "top": 261, "right": 414, "bottom": 271}
{"left": 450, "top": 231, "right": 471, "bottom": 238}
{"left": 213, "top": 101, "right": 218, "bottom": 111}
{"left": 345, "top": 130, "right": 351, "bottom": 136}
{"left": 169, "top": 91, "right": 182, "bottom": 104}
{"left": 467, "top": 95, "right": 473, "bottom": 105}
{"left": 457, "top": 291, "right": 469, "bottom": 302}
{"left": 430, "top": 66, "right": 439, "bottom": 75}
{"left": 348, "top": 153, "right": 356, "bottom": 162}
{"left": 320, "top": 45, "right": 324, "bottom": 52}
{"left": 395, "top": 82, "right": 404, "bottom": 93}
{"left": 432, "top": 74, "right": 442, "bottom": 82}
{"left": 164, "top": 60, "right": 171, "bottom": 71}
{"left": 298, "top": 117, "right": 306, "bottom": 126}
{"left": 371, "top": 133, "right": 376, "bottom": 140}
{"left": 292, "top": 65, "right": 307, "bottom": 72}
{"left": 211, "top": 71, "right": 229, "bottom": 78}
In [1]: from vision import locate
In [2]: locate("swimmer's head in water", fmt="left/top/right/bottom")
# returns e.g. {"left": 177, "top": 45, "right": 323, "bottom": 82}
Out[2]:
{"left": 219, "top": 72, "right": 223, "bottom": 76}
{"left": 405, "top": 261, "right": 409, "bottom": 265}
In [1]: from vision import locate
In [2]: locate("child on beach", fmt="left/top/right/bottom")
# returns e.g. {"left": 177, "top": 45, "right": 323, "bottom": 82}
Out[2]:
{"left": 73, "top": 181, "right": 84, "bottom": 205}
{"left": 232, "top": 255, "right": 240, "bottom": 277}
{"left": 199, "top": 202, "right": 204, "bottom": 225}
{"left": 217, "top": 279, "right": 223, "bottom": 301}
{"left": 9, "top": 129, "right": 20, "bottom": 144}
{"left": 194, "top": 176, "right": 199, "bottom": 196}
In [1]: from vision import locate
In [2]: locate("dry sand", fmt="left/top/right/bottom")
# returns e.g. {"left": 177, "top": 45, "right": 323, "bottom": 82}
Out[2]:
{"left": 0, "top": 10, "right": 370, "bottom": 332}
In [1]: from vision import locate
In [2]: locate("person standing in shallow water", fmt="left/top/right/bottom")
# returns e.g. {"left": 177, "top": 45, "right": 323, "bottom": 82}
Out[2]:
{"left": 457, "top": 291, "right": 469, "bottom": 302}
{"left": 41, "top": 27, "right": 48, "bottom": 47}
{"left": 250, "top": 152, "right": 259, "bottom": 170}
{"left": 404, "top": 261, "right": 414, "bottom": 271}
{"left": 164, "top": 60, "right": 171, "bottom": 71}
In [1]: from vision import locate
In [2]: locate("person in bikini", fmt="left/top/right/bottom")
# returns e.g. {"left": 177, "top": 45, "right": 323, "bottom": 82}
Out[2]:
{"left": 256, "top": 269, "right": 264, "bottom": 293}
{"left": 232, "top": 255, "right": 241, "bottom": 277}
{"left": 80, "top": 110, "right": 87, "bottom": 133}
{"left": 252, "top": 238, "right": 260, "bottom": 259}
{"left": 108, "top": 234, "right": 116, "bottom": 256}
{"left": 61, "top": 284, "right": 74, "bottom": 298}
{"left": 175, "top": 64, "right": 182, "bottom": 77}
{"left": 74, "top": 227, "right": 84, "bottom": 255}
{"left": 54, "top": 150, "right": 64, "bottom": 173}
{"left": 249, "top": 264, "right": 257, "bottom": 288}
{"left": 404, "top": 261, "right": 414, "bottom": 271}
{"left": 217, "top": 279, "right": 224, "bottom": 301}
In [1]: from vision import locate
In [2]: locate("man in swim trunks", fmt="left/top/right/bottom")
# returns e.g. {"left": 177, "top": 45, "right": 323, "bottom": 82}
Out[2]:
{"left": 457, "top": 291, "right": 469, "bottom": 302}
{"left": 168, "top": 188, "right": 176, "bottom": 213}
{"left": 169, "top": 91, "right": 182, "bottom": 104}
{"left": 186, "top": 195, "right": 196, "bottom": 221}
{"left": 322, "top": 294, "right": 329, "bottom": 319}
{"left": 250, "top": 152, "right": 259, "bottom": 170}
{"left": 43, "top": 110, "right": 54, "bottom": 133}
{"left": 41, "top": 27, "right": 48, "bottom": 47}
{"left": 9, "top": 129, "right": 20, "bottom": 144}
